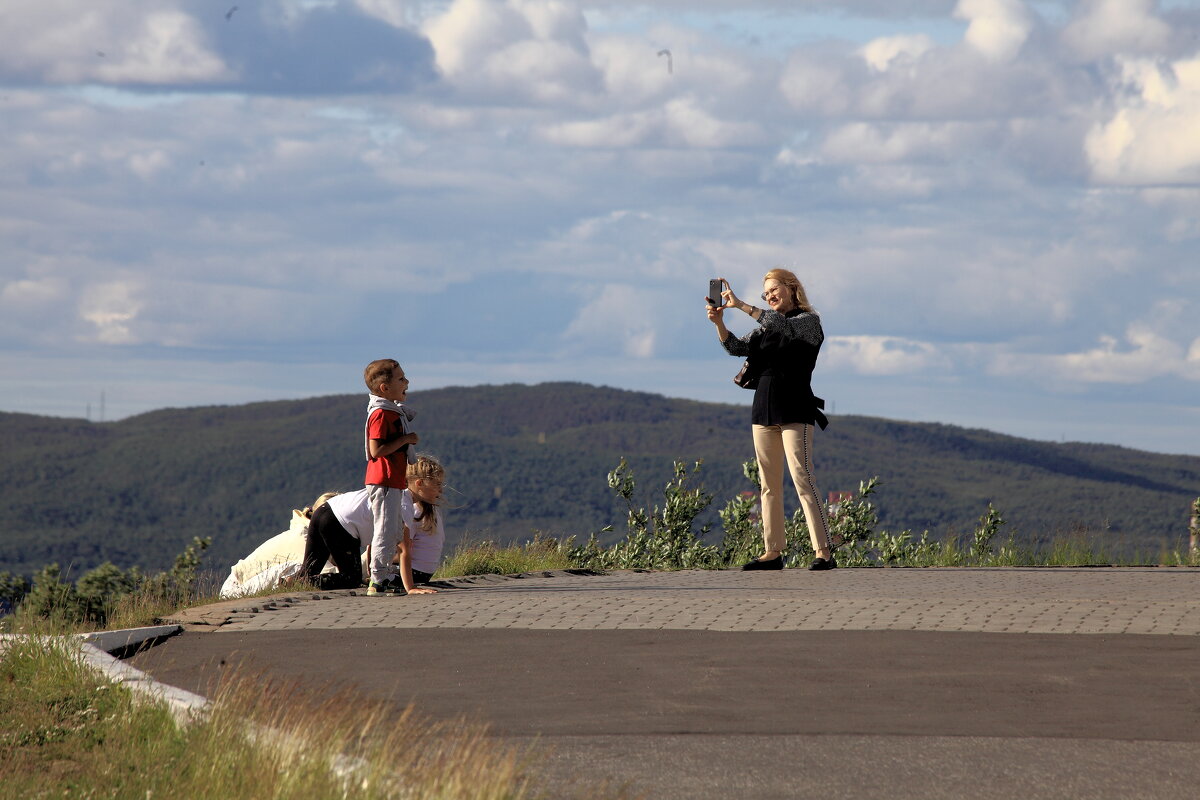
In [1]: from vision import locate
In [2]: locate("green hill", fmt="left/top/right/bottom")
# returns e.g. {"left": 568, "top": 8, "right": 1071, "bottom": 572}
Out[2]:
{"left": 0, "top": 382, "right": 1196, "bottom": 577}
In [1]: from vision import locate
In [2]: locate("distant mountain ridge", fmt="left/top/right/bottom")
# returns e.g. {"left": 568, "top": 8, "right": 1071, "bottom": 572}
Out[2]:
{"left": 1, "top": 382, "right": 1197, "bottom": 577}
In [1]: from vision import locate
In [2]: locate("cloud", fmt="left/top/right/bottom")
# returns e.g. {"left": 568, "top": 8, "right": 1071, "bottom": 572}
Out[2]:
{"left": 78, "top": 280, "right": 143, "bottom": 345}
{"left": 0, "top": 1, "right": 230, "bottom": 85}
{"left": 0, "top": 0, "right": 436, "bottom": 94}
{"left": 780, "top": 19, "right": 1072, "bottom": 123}
{"left": 824, "top": 335, "right": 953, "bottom": 375}
{"left": 953, "top": 0, "right": 1033, "bottom": 63}
{"left": 422, "top": 0, "right": 601, "bottom": 103}
{"left": 818, "top": 120, "right": 986, "bottom": 164}
{"left": 859, "top": 33, "right": 935, "bottom": 72}
{"left": 989, "top": 301, "right": 1200, "bottom": 384}
{"left": 540, "top": 97, "right": 762, "bottom": 148}
{"left": 210, "top": 1, "right": 437, "bottom": 94}
{"left": 995, "top": 328, "right": 1199, "bottom": 384}
{"left": 563, "top": 283, "right": 660, "bottom": 359}
{"left": 1085, "top": 54, "right": 1200, "bottom": 185}
{"left": 1062, "top": 0, "right": 1171, "bottom": 61}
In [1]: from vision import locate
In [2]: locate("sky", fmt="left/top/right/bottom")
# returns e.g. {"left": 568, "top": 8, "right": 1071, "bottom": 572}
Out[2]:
{"left": 1, "top": 0, "right": 1198, "bottom": 455}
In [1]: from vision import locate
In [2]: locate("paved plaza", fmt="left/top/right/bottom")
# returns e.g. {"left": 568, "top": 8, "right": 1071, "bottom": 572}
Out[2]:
{"left": 126, "top": 567, "right": 1200, "bottom": 799}
{"left": 170, "top": 566, "right": 1200, "bottom": 636}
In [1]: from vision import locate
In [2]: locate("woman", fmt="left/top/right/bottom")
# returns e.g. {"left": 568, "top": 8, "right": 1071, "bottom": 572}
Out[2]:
{"left": 707, "top": 269, "right": 835, "bottom": 571}
{"left": 219, "top": 491, "right": 339, "bottom": 598}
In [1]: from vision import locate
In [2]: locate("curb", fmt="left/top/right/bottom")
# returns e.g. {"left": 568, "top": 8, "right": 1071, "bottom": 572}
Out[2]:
{"left": 78, "top": 625, "right": 210, "bottom": 723}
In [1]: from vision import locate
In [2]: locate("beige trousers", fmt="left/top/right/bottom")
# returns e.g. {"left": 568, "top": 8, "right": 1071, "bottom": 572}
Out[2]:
{"left": 752, "top": 423, "right": 831, "bottom": 558}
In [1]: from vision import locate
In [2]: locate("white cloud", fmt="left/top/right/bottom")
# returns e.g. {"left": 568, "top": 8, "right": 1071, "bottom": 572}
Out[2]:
{"left": 665, "top": 97, "right": 764, "bottom": 148}
{"left": 0, "top": 1, "right": 229, "bottom": 85}
{"left": 1062, "top": 0, "right": 1171, "bottom": 61}
{"left": 353, "top": 0, "right": 422, "bottom": 29}
{"left": 953, "top": 0, "right": 1033, "bottom": 63}
{"left": 1086, "top": 54, "right": 1200, "bottom": 185}
{"left": 541, "top": 110, "right": 656, "bottom": 147}
{"left": 590, "top": 34, "right": 676, "bottom": 103}
{"left": 539, "top": 94, "right": 763, "bottom": 148}
{"left": 824, "top": 335, "right": 953, "bottom": 376}
{"left": 1, "top": 276, "right": 67, "bottom": 307}
{"left": 128, "top": 148, "right": 172, "bottom": 180}
{"left": 779, "top": 52, "right": 858, "bottom": 116}
{"left": 422, "top": 0, "right": 600, "bottom": 102}
{"left": 819, "top": 121, "right": 984, "bottom": 164}
{"left": 836, "top": 164, "right": 937, "bottom": 198}
{"left": 78, "top": 281, "right": 143, "bottom": 345}
{"left": 859, "top": 33, "right": 935, "bottom": 72}
{"left": 781, "top": 15, "right": 1072, "bottom": 123}
{"left": 991, "top": 321, "right": 1200, "bottom": 384}
{"left": 564, "top": 283, "right": 659, "bottom": 359}
{"left": 1139, "top": 187, "right": 1200, "bottom": 240}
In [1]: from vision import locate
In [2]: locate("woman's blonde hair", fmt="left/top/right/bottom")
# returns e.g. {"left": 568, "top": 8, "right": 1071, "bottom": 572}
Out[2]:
{"left": 763, "top": 268, "right": 814, "bottom": 313}
{"left": 407, "top": 454, "right": 445, "bottom": 533}
{"left": 301, "top": 492, "right": 339, "bottom": 519}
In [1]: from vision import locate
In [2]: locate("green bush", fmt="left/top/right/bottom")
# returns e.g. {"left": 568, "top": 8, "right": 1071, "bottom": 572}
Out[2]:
{"left": 2, "top": 537, "right": 211, "bottom": 632}
{"left": 570, "top": 459, "right": 721, "bottom": 570}
{"left": 569, "top": 458, "right": 1066, "bottom": 569}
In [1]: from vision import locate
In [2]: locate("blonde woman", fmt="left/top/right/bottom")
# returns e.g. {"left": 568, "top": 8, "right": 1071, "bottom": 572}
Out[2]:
{"left": 706, "top": 269, "right": 835, "bottom": 570}
{"left": 221, "top": 492, "right": 339, "bottom": 598}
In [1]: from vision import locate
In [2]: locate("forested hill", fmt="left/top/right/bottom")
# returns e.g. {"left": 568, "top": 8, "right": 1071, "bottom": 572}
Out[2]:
{"left": 1, "top": 382, "right": 1197, "bottom": 577}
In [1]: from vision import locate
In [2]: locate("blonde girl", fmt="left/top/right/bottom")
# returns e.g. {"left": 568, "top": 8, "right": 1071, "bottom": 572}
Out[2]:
{"left": 394, "top": 454, "right": 447, "bottom": 592}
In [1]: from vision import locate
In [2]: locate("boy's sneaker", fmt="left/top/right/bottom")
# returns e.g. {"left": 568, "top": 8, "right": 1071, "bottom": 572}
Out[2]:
{"left": 366, "top": 578, "right": 405, "bottom": 597}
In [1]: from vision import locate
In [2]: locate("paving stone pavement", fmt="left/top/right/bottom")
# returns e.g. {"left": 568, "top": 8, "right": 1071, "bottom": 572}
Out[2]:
{"left": 196, "top": 566, "right": 1200, "bottom": 636}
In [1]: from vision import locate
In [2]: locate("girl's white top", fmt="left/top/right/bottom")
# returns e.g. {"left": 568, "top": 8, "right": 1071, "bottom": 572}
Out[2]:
{"left": 401, "top": 489, "right": 445, "bottom": 575}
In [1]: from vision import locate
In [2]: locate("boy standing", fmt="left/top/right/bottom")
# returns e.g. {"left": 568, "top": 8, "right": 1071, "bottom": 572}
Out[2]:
{"left": 362, "top": 359, "right": 420, "bottom": 596}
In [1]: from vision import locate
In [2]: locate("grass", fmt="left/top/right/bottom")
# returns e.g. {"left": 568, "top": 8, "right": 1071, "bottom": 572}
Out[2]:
{"left": 0, "top": 634, "right": 579, "bottom": 800}
{"left": 435, "top": 535, "right": 576, "bottom": 580}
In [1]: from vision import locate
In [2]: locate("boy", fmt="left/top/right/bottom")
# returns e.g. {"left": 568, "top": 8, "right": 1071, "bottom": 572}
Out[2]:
{"left": 362, "top": 358, "right": 432, "bottom": 596}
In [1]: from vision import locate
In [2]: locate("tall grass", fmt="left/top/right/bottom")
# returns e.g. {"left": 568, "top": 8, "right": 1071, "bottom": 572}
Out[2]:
{"left": 0, "top": 634, "right": 562, "bottom": 800}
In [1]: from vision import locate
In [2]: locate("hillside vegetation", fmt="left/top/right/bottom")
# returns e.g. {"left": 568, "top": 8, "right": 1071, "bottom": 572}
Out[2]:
{"left": 1, "top": 382, "right": 1197, "bottom": 577}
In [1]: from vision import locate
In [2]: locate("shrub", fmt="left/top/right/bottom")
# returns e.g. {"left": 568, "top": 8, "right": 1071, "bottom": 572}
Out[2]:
{"left": 2, "top": 537, "right": 211, "bottom": 632}
{"left": 570, "top": 458, "right": 720, "bottom": 570}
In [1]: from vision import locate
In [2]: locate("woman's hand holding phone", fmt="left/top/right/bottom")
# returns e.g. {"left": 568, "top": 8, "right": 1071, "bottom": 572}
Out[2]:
{"left": 706, "top": 277, "right": 731, "bottom": 326}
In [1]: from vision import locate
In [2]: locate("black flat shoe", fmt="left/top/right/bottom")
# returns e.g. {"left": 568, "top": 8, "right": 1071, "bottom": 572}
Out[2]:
{"left": 742, "top": 555, "right": 783, "bottom": 571}
{"left": 808, "top": 557, "right": 837, "bottom": 571}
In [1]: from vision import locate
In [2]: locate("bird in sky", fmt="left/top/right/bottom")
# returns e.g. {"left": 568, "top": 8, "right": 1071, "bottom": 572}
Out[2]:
{"left": 226, "top": 6, "right": 238, "bottom": 21}
{"left": 657, "top": 49, "right": 673, "bottom": 75}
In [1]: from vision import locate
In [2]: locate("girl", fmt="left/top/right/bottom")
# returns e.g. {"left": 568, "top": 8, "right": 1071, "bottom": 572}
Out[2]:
{"left": 396, "top": 455, "right": 447, "bottom": 591}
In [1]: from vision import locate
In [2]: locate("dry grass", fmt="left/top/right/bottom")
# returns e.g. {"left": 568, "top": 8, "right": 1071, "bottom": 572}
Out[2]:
{"left": 0, "top": 634, "right": 567, "bottom": 800}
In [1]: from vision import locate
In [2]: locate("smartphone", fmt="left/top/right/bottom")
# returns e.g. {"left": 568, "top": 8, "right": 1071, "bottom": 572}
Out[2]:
{"left": 707, "top": 278, "right": 723, "bottom": 307}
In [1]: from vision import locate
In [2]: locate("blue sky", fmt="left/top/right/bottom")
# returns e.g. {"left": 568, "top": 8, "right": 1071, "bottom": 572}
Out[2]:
{"left": 2, "top": 0, "right": 1199, "bottom": 455}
